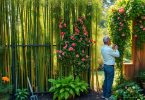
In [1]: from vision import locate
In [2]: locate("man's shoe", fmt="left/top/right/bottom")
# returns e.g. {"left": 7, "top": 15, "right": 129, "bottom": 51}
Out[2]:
{"left": 101, "top": 96, "right": 109, "bottom": 100}
{"left": 108, "top": 95, "right": 114, "bottom": 100}
{"left": 101, "top": 96, "right": 105, "bottom": 99}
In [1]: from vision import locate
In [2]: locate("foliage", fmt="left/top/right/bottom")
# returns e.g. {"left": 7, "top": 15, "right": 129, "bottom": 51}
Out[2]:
{"left": 0, "top": 76, "right": 12, "bottom": 94}
{"left": 108, "top": 0, "right": 131, "bottom": 84}
{"left": 126, "top": 0, "right": 145, "bottom": 49}
{"left": 57, "top": 17, "right": 93, "bottom": 76}
{"left": 15, "top": 89, "right": 29, "bottom": 100}
{"left": 48, "top": 76, "right": 88, "bottom": 100}
{"left": 108, "top": 0, "right": 145, "bottom": 84}
{"left": 136, "top": 70, "right": 145, "bottom": 82}
{"left": 113, "top": 81, "right": 145, "bottom": 100}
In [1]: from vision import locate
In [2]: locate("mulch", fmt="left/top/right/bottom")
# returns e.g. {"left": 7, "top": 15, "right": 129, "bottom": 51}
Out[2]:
{"left": 37, "top": 90, "right": 105, "bottom": 100}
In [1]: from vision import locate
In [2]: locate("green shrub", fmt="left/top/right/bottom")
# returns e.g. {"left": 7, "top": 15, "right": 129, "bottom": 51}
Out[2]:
{"left": 15, "top": 89, "right": 29, "bottom": 100}
{"left": 113, "top": 81, "right": 144, "bottom": 100}
{"left": 48, "top": 76, "right": 88, "bottom": 100}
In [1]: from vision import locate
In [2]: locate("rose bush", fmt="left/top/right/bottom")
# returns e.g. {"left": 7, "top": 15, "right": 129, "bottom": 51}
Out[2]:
{"left": 57, "top": 17, "right": 93, "bottom": 76}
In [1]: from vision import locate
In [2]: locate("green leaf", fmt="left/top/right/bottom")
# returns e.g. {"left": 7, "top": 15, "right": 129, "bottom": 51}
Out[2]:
{"left": 69, "top": 89, "right": 75, "bottom": 96}
{"left": 48, "top": 79, "right": 56, "bottom": 83}
{"left": 49, "top": 87, "right": 55, "bottom": 92}
{"left": 64, "top": 91, "right": 70, "bottom": 100}
{"left": 60, "top": 88, "right": 65, "bottom": 93}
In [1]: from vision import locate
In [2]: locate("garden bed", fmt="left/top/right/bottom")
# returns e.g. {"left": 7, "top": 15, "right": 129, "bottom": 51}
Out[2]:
{"left": 37, "top": 90, "right": 104, "bottom": 100}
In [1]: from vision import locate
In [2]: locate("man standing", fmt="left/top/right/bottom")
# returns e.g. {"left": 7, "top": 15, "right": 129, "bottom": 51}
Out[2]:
{"left": 101, "top": 36, "right": 120, "bottom": 100}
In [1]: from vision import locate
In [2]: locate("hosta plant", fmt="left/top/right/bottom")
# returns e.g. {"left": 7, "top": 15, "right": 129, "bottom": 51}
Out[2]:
{"left": 48, "top": 75, "right": 88, "bottom": 100}
{"left": 15, "top": 89, "right": 29, "bottom": 100}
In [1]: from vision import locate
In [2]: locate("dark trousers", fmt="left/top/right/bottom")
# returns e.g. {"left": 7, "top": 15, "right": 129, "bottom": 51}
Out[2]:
{"left": 103, "top": 64, "right": 114, "bottom": 98}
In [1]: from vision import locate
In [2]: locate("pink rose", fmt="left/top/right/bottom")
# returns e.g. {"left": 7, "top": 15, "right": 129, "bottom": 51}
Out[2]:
{"left": 62, "top": 52, "right": 65, "bottom": 55}
{"left": 72, "top": 43, "right": 76, "bottom": 47}
{"left": 75, "top": 27, "right": 80, "bottom": 34}
{"left": 59, "top": 24, "right": 63, "bottom": 29}
{"left": 59, "top": 50, "right": 63, "bottom": 53}
{"left": 81, "top": 58, "right": 85, "bottom": 62}
{"left": 118, "top": 17, "right": 120, "bottom": 20}
{"left": 120, "top": 23, "right": 123, "bottom": 27}
{"left": 76, "top": 54, "right": 79, "bottom": 58}
{"left": 68, "top": 47, "right": 74, "bottom": 51}
{"left": 140, "top": 25, "right": 143, "bottom": 28}
{"left": 84, "top": 31, "right": 88, "bottom": 36}
{"left": 142, "top": 16, "right": 145, "bottom": 20}
{"left": 60, "top": 32, "right": 65, "bottom": 39}
{"left": 143, "top": 28, "right": 145, "bottom": 31}
{"left": 119, "top": 28, "right": 122, "bottom": 31}
{"left": 82, "top": 50, "right": 85, "bottom": 53}
{"left": 64, "top": 23, "right": 67, "bottom": 27}
{"left": 70, "top": 36, "right": 75, "bottom": 40}
{"left": 118, "top": 7, "right": 125, "bottom": 14}
{"left": 63, "top": 44, "right": 68, "bottom": 49}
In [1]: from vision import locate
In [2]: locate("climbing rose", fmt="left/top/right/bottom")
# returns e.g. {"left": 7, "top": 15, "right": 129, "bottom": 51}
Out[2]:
{"left": 118, "top": 7, "right": 125, "bottom": 14}
{"left": 76, "top": 54, "right": 79, "bottom": 58}
{"left": 81, "top": 58, "right": 85, "bottom": 62}
{"left": 140, "top": 25, "right": 143, "bottom": 28}
{"left": 68, "top": 47, "right": 74, "bottom": 51}
{"left": 72, "top": 43, "right": 76, "bottom": 47}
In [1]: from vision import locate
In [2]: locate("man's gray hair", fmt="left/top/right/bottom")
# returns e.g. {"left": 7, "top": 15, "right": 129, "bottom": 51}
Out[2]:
{"left": 103, "top": 36, "right": 110, "bottom": 44}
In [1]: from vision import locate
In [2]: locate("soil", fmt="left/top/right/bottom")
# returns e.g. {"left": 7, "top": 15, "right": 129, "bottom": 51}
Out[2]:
{"left": 37, "top": 90, "right": 105, "bottom": 100}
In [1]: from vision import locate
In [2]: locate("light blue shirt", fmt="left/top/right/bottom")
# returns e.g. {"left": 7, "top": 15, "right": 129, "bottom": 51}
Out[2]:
{"left": 101, "top": 45, "right": 120, "bottom": 65}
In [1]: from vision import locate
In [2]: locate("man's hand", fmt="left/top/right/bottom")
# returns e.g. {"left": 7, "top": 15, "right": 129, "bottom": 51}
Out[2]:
{"left": 112, "top": 44, "right": 118, "bottom": 50}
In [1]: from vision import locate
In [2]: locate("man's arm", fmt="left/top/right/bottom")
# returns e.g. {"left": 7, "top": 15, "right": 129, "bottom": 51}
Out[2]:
{"left": 109, "top": 48, "right": 120, "bottom": 57}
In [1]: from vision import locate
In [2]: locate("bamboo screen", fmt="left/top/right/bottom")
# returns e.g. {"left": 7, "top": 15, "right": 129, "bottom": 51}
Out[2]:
{"left": 0, "top": 0, "right": 102, "bottom": 92}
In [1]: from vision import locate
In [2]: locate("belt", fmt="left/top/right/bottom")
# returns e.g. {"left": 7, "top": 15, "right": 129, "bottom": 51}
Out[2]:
{"left": 104, "top": 64, "right": 114, "bottom": 66}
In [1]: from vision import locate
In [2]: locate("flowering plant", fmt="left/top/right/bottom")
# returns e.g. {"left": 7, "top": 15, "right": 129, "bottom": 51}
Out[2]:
{"left": 113, "top": 81, "right": 145, "bottom": 100}
{"left": 108, "top": 0, "right": 145, "bottom": 84}
{"left": 0, "top": 76, "right": 12, "bottom": 93}
{"left": 57, "top": 17, "right": 92, "bottom": 76}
